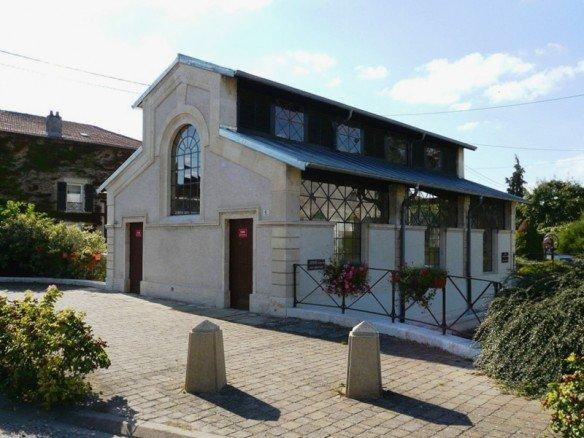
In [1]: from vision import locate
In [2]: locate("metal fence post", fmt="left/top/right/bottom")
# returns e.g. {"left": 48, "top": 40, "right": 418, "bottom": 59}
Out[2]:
{"left": 399, "top": 285, "right": 405, "bottom": 323}
{"left": 442, "top": 286, "right": 447, "bottom": 335}
{"left": 293, "top": 264, "right": 297, "bottom": 308}
{"left": 391, "top": 281, "right": 396, "bottom": 323}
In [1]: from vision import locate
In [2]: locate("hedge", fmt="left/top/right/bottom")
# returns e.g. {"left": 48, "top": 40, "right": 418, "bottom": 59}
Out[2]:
{"left": 475, "top": 260, "right": 584, "bottom": 397}
{"left": 0, "top": 201, "right": 106, "bottom": 280}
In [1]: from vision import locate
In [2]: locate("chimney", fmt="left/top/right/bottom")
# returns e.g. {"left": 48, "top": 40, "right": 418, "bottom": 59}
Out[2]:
{"left": 46, "top": 111, "right": 62, "bottom": 138}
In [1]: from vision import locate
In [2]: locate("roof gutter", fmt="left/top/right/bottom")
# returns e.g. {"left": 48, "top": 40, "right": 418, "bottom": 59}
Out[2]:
{"left": 219, "top": 127, "right": 308, "bottom": 170}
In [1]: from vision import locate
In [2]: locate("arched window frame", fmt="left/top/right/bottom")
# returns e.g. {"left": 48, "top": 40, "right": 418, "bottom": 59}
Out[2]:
{"left": 170, "top": 125, "right": 201, "bottom": 216}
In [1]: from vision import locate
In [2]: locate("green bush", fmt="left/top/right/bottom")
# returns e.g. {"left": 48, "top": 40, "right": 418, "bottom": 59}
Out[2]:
{"left": 516, "top": 220, "right": 544, "bottom": 260}
{"left": 544, "top": 353, "right": 584, "bottom": 437}
{"left": 475, "top": 261, "right": 584, "bottom": 397}
{"left": 558, "top": 215, "right": 584, "bottom": 256}
{"left": 0, "top": 201, "right": 105, "bottom": 280}
{"left": 0, "top": 286, "right": 110, "bottom": 408}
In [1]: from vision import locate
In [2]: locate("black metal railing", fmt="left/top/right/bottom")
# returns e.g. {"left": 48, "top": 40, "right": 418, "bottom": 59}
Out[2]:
{"left": 293, "top": 264, "right": 501, "bottom": 336}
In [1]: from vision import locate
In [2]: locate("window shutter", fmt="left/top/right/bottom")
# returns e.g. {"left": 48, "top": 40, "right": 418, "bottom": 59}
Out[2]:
{"left": 84, "top": 184, "right": 95, "bottom": 213}
{"left": 57, "top": 182, "right": 67, "bottom": 211}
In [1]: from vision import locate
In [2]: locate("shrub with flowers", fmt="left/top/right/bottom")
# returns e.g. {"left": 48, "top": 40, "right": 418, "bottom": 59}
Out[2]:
{"left": 322, "top": 260, "right": 370, "bottom": 297}
{"left": 0, "top": 201, "right": 106, "bottom": 280}
{"left": 391, "top": 266, "right": 447, "bottom": 308}
{"left": 543, "top": 353, "right": 584, "bottom": 437}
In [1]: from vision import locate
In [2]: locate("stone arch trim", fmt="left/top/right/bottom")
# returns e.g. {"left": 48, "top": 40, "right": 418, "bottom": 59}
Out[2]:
{"left": 159, "top": 105, "right": 210, "bottom": 220}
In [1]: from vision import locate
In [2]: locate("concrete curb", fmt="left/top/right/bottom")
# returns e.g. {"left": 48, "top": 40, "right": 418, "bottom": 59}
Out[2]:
{"left": 287, "top": 307, "right": 481, "bottom": 360}
{"left": 0, "top": 276, "right": 107, "bottom": 290}
{"left": 62, "top": 410, "right": 222, "bottom": 438}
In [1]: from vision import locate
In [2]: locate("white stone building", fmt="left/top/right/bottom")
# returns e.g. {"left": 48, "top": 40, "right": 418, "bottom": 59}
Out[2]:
{"left": 99, "top": 55, "right": 522, "bottom": 327}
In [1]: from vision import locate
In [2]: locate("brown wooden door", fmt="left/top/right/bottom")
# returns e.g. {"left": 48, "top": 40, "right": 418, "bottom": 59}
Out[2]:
{"left": 129, "top": 222, "right": 143, "bottom": 294}
{"left": 229, "top": 219, "right": 253, "bottom": 310}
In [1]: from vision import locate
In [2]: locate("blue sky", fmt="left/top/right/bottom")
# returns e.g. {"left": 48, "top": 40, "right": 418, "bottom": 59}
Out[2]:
{"left": 1, "top": 0, "right": 583, "bottom": 190}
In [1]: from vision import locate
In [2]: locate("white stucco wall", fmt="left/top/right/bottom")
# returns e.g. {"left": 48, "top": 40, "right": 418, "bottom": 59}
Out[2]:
{"left": 104, "top": 61, "right": 300, "bottom": 312}
{"left": 103, "top": 57, "right": 515, "bottom": 328}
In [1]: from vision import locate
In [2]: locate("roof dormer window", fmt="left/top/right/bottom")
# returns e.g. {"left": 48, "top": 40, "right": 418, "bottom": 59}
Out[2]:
{"left": 425, "top": 145, "right": 442, "bottom": 171}
{"left": 274, "top": 101, "right": 304, "bottom": 141}
{"left": 336, "top": 124, "right": 362, "bottom": 154}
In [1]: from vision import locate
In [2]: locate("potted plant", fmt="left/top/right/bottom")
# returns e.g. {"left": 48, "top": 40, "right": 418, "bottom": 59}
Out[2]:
{"left": 391, "top": 266, "right": 447, "bottom": 308}
{"left": 322, "top": 260, "right": 370, "bottom": 297}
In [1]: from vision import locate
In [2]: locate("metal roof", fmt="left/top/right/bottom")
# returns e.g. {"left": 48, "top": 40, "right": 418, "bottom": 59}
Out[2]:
{"left": 134, "top": 54, "right": 476, "bottom": 151}
{"left": 235, "top": 71, "right": 477, "bottom": 151}
{"left": 219, "top": 127, "right": 524, "bottom": 203}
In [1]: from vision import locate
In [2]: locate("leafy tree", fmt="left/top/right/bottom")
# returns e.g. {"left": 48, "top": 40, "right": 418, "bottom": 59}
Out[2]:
{"left": 557, "top": 214, "right": 584, "bottom": 255}
{"left": 519, "top": 180, "right": 584, "bottom": 231}
{"left": 505, "top": 155, "right": 527, "bottom": 197}
{"left": 516, "top": 220, "right": 544, "bottom": 260}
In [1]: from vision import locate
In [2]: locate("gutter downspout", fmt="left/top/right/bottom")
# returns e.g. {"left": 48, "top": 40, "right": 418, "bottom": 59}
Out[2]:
{"left": 466, "top": 196, "right": 483, "bottom": 308}
{"left": 399, "top": 185, "right": 419, "bottom": 322}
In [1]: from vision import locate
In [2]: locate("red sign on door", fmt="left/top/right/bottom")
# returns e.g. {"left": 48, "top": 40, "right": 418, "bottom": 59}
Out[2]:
{"left": 237, "top": 228, "right": 248, "bottom": 239}
{"left": 134, "top": 229, "right": 142, "bottom": 238}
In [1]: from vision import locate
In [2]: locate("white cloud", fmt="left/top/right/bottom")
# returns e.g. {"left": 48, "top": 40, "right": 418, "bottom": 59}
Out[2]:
{"left": 535, "top": 42, "right": 566, "bottom": 56}
{"left": 485, "top": 61, "right": 584, "bottom": 103}
{"left": 457, "top": 121, "right": 480, "bottom": 131}
{"left": 384, "top": 52, "right": 533, "bottom": 105}
{"left": 326, "top": 77, "right": 342, "bottom": 88}
{"left": 251, "top": 50, "right": 337, "bottom": 79}
{"left": 355, "top": 65, "right": 389, "bottom": 80}
{"left": 554, "top": 154, "right": 584, "bottom": 181}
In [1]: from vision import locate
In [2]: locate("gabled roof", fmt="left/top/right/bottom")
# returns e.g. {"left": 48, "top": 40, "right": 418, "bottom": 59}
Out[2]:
{"left": 133, "top": 54, "right": 476, "bottom": 151}
{"left": 219, "top": 127, "right": 524, "bottom": 203}
{"left": 0, "top": 110, "right": 141, "bottom": 150}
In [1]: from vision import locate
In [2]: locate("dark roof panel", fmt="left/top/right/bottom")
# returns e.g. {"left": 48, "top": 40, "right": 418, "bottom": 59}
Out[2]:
{"left": 0, "top": 110, "right": 141, "bottom": 150}
{"left": 220, "top": 128, "right": 524, "bottom": 203}
{"left": 235, "top": 71, "right": 477, "bottom": 151}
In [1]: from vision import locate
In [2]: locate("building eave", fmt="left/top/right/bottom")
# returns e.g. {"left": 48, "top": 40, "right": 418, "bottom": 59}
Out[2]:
{"left": 132, "top": 54, "right": 236, "bottom": 109}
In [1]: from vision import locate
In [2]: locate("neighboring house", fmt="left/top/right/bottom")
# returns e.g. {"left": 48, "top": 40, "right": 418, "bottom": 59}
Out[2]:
{"left": 0, "top": 110, "right": 140, "bottom": 229}
{"left": 99, "top": 54, "right": 523, "bottom": 322}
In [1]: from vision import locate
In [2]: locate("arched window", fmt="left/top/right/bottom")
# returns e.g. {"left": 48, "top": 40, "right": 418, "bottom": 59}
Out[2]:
{"left": 171, "top": 125, "right": 201, "bottom": 215}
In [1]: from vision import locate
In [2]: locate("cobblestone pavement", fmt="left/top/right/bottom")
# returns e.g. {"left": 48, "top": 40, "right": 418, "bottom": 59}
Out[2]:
{"left": 1, "top": 284, "right": 551, "bottom": 437}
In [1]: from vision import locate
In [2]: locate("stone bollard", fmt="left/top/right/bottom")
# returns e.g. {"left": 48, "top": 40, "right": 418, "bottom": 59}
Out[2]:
{"left": 345, "top": 321, "right": 382, "bottom": 399}
{"left": 185, "top": 320, "right": 226, "bottom": 393}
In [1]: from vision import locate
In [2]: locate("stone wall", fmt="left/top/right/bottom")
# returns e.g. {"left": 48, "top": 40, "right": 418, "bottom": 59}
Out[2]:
{"left": 0, "top": 132, "right": 135, "bottom": 224}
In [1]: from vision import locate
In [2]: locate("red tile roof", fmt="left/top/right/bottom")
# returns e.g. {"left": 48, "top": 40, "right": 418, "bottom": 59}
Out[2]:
{"left": 0, "top": 109, "right": 141, "bottom": 150}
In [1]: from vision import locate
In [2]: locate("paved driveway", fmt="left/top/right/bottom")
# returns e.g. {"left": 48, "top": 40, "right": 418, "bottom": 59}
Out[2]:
{"left": 0, "top": 284, "right": 551, "bottom": 437}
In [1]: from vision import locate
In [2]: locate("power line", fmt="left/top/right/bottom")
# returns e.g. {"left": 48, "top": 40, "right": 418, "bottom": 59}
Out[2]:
{"left": 0, "top": 62, "right": 141, "bottom": 94}
{"left": 474, "top": 156, "right": 584, "bottom": 170}
{"left": 0, "top": 48, "right": 149, "bottom": 86}
{"left": 465, "top": 166, "right": 506, "bottom": 188}
{"left": 386, "top": 92, "right": 584, "bottom": 116}
{"left": 470, "top": 142, "right": 584, "bottom": 152}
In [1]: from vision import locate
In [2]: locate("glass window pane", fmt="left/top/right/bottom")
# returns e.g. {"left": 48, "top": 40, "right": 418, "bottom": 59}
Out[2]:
{"left": 336, "top": 124, "right": 362, "bottom": 154}
{"left": 425, "top": 146, "right": 442, "bottom": 170}
{"left": 425, "top": 227, "right": 440, "bottom": 268}
{"left": 385, "top": 135, "right": 407, "bottom": 164}
{"left": 171, "top": 125, "right": 201, "bottom": 215}
{"left": 274, "top": 101, "right": 304, "bottom": 141}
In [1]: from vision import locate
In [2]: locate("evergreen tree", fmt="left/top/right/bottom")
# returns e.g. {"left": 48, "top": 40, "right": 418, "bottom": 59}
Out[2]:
{"left": 505, "top": 155, "right": 527, "bottom": 197}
